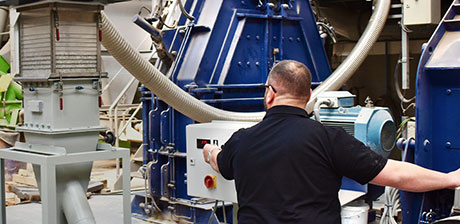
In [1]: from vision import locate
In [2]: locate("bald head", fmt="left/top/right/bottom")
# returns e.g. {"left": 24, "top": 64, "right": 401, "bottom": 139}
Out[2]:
{"left": 267, "top": 60, "right": 312, "bottom": 102}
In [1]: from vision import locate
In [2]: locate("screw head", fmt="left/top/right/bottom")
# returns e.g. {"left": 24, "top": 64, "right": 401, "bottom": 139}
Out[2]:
{"left": 446, "top": 142, "right": 452, "bottom": 149}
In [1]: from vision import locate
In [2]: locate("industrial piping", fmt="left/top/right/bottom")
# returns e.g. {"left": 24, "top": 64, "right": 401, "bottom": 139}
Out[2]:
{"left": 305, "top": 0, "right": 390, "bottom": 113}
{"left": 100, "top": 0, "right": 390, "bottom": 122}
{"left": 101, "top": 11, "right": 264, "bottom": 122}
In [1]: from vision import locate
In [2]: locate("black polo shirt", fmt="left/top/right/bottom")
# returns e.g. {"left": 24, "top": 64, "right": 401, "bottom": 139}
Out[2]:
{"left": 217, "top": 105, "right": 387, "bottom": 224}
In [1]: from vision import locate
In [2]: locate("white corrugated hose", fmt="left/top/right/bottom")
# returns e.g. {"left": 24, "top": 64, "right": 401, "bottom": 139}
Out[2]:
{"left": 100, "top": 0, "right": 390, "bottom": 122}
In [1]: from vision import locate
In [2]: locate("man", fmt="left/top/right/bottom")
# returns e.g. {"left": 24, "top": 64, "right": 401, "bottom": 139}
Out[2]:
{"left": 203, "top": 60, "right": 460, "bottom": 223}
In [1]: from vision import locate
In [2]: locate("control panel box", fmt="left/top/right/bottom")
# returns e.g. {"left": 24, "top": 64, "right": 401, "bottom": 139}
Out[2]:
{"left": 403, "top": 0, "right": 440, "bottom": 25}
{"left": 186, "top": 121, "right": 256, "bottom": 203}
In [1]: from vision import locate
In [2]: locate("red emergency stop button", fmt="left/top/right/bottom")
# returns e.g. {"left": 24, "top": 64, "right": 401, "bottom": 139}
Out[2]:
{"left": 204, "top": 174, "right": 217, "bottom": 189}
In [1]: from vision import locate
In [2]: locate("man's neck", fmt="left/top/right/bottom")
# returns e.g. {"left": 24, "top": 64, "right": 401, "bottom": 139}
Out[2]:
{"left": 269, "top": 97, "right": 307, "bottom": 110}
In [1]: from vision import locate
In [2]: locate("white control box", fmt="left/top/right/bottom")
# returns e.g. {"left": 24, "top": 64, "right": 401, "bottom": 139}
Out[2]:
{"left": 403, "top": 0, "right": 440, "bottom": 25}
{"left": 186, "top": 121, "right": 256, "bottom": 203}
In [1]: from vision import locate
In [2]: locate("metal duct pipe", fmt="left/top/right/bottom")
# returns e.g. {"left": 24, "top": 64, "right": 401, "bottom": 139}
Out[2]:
{"left": 306, "top": 0, "right": 390, "bottom": 113}
{"left": 100, "top": 0, "right": 390, "bottom": 122}
{"left": 62, "top": 181, "right": 96, "bottom": 224}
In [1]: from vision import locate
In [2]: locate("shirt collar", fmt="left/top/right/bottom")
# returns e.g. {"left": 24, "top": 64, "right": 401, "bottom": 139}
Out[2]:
{"left": 263, "top": 105, "right": 308, "bottom": 119}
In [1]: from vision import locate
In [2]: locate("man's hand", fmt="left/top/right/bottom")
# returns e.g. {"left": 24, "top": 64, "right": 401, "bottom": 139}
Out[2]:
{"left": 203, "top": 144, "right": 221, "bottom": 173}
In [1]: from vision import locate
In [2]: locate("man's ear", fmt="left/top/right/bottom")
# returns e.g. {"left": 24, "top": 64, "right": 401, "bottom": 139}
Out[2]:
{"left": 306, "top": 89, "right": 312, "bottom": 102}
{"left": 266, "top": 88, "right": 275, "bottom": 105}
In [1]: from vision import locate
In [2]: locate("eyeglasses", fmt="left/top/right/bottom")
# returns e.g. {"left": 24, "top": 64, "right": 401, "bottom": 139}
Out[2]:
{"left": 262, "top": 84, "right": 277, "bottom": 93}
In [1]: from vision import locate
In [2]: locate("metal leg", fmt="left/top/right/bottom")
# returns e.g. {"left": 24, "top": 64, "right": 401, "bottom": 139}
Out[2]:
{"left": 41, "top": 163, "right": 58, "bottom": 224}
{"left": 0, "top": 159, "right": 5, "bottom": 224}
{"left": 233, "top": 203, "right": 238, "bottom": 224}
{"left": 122, "top": 152, "right": 131, "bottom": 224}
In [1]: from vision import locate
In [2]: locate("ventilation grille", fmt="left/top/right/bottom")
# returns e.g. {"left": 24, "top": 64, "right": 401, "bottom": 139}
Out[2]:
{"left": 322, "top": 121, "right": 355, "bottom": 136}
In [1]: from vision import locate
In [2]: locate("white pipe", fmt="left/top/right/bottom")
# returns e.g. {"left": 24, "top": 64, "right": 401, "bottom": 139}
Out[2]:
{"left": 101, "top": 11, "right": 264, "bottom": 122}
{"left": 305, "top": 0, "right": 391, "bottom": 113}
{"left": 100, "top": 0, "right": 390, "bottom": 122}
{"left": 62, "top": 181, "right": 96, "bottom": 224}
{"left": 401, "top": 20, "right": 410, "bottom": 90}
{"left": 313, "top": 99, "right": 332, "bottom": 122}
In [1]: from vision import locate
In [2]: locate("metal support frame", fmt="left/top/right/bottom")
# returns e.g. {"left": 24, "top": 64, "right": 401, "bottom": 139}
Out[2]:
{"left": 0, "top": 146, "right": 131, "bottom": 224}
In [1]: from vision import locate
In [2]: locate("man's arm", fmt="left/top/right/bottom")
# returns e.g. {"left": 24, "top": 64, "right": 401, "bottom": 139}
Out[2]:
{"left": 203, "top": 144, "right": 221, "bottom": 173}
{"left": 370, "top": 159, "right": 460, "bottom": 192}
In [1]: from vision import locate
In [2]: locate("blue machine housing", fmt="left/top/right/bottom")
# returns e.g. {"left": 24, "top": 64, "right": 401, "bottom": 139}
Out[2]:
{"left": 134, "top": 0, "right": 333, "bottom": 222}
{"left": 401, "top": 0, "right": 460, "bottom": 223}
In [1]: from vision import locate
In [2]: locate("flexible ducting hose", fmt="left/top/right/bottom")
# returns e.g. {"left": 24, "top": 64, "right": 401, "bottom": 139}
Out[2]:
{"left": 100, "top": 0, "right": 390, "bottom": 122}
{"left": 306, "top": 0, "right": 390, "bottom": 113}
{"left": 101, "top": 12, "right": 264, "bottom": 122}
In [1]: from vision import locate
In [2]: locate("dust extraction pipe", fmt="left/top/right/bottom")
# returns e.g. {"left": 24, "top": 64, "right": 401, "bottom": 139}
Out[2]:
{"left": 305, "top": 0, "right": 390, "bottom": 113}
{"left": 100, "top": 0, "right": 390, "bottom": 122}
{"left": 101, "top": 12, "right": 264, "bottom": 122}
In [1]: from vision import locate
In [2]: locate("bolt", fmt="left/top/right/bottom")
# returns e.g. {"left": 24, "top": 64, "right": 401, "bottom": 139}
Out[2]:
{"left": 273, "top": 36, "right": 277, "bottom": 41}
{"left": 238, "top": 61, "right": 242, "bottom": 66}
{"left": 423, "top": 139, "right": 431, "bottom": 151}
{"left": 446, "top": 89, "right": 452, "bottom": 95}
{"left": 241, "top": 0, "right": 245, "bottom": 5}
{"left": 246, "top": 35, "right": 251, "bottom": 39}
{"left": 289, "top": 37, "right": 293, "bottom": 41}
{"left": 446, "top": 142, "right": 452, "bottom": 149}
{"left": 255, "top": 62, "right": 260, "bottom": 66}
{"left": 247, "top": 61, "right": 251, "bottom": 66}
{"left": 256, "top": 35, "right": 260, "bottom": 40}
{"left": 297, "top": 37, "right": 301, "bottom": 42}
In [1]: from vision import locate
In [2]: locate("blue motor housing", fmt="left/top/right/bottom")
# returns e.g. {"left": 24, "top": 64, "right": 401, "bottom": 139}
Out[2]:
{"left": 315, "top": 92, "right": 396, "bottom": 204}
{"left": 320, "top": 106, "right": 397, "bottom": 158}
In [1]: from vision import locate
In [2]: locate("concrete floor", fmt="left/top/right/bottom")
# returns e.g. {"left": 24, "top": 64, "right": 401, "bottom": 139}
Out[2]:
{"left": 5, "top": 194, "right": 151, "bottom": 224}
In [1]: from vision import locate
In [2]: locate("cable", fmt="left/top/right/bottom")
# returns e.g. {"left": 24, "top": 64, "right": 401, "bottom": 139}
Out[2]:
{"left": 393, "top": 57, "right": 415, "bottom": 103}
{"left": 159, "top": 15, "right": 177, "bottom": 29}
{"left": 177, "top": 0, "right": 195, "bottom": 21}
{"left": 145, "top": 161, "right": 162, "bottom": 213}
{"left": 396, "top": 117, "right": 415, "bottom": 140}
{"left": 138, "top": 6, "right": 152, "bottom": 15}
{"left": 380, "top": 187, "right": 401, "bottom": 224}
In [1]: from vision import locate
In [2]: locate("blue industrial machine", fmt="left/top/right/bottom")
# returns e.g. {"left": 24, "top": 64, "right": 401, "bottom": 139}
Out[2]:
{"left": 132, "top": 0, "right": 395, "bottom": 223}
{"left": 400, "top": 0, "right": 460, "bottom": 223}
{"left": 133, "top": 0, "right": 333, "bottom": 222}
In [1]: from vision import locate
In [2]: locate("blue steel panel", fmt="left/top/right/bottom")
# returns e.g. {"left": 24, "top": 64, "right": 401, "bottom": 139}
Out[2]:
{"left": 173, "top": 0, "right": 331, "bottom": 87}
{"left": 403, "top": 1, "right": 460, "bottom": 223}
{"left": 225, "top": 17, "right": 268, "bottom": 84}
